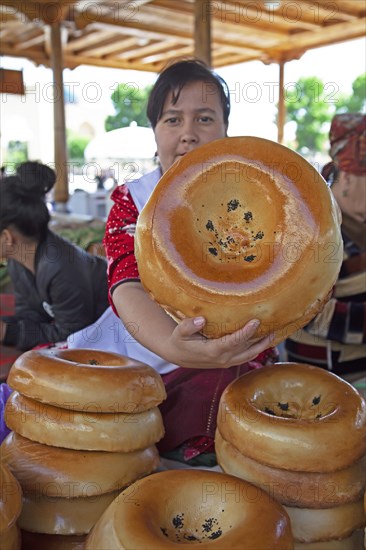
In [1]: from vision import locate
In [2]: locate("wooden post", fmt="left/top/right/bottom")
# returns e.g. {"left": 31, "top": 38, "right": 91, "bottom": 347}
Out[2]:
{"left": 50, "top": 21, "right": 69, "bottom": 210}
{"left": 194, "top": 0, "right": 212, "bottom": 67}
{"left": 277, "top": 60, "right": 285, "bottom": 144}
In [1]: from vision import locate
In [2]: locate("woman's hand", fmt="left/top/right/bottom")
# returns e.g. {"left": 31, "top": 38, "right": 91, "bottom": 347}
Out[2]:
{"left": 166, "top": 316, "right": 274, "bottom": 369}
{"left": 113, "top": 281, "right": 274, "bottom": 370}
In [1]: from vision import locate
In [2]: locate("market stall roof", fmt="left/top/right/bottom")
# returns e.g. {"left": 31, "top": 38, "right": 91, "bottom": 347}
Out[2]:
{"left": 1, "top": 0, "right": 364, "bottom": 208}
{"left": 1, "top": 0, "right": 365, "bottom": 72}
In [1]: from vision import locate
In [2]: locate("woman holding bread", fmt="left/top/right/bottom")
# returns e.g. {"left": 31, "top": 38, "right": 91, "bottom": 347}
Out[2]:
{"left": 71, "top": 59, "right": 277, "bottom": 465}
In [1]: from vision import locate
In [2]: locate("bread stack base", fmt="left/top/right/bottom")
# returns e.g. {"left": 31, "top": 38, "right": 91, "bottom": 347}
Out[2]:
{"left": 1, "top": 349, "right": 167, "bottom": 544}
{"left": 0, "top": 463, "right": 22, "bottom": 550}
{"left": 294, "top": 530, "right": 364, "bottom": 550}
{"left": 217, "top": 363, "right": 366, "bottom": 547}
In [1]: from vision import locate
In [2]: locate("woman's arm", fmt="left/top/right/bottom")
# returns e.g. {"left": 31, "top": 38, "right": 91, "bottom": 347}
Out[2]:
{"left": 112, "top": 281, "right": 273, "bottom": 369}
{"left": 106, "top": 185, "right": 273, "bottom": 368}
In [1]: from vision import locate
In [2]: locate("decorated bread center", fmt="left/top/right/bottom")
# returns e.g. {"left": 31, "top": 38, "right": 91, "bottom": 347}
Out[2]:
{"left": 135, "top": 136, "right": 343, "bottom": 343}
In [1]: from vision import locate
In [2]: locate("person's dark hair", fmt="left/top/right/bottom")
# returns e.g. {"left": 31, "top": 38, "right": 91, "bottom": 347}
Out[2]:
{"left": 0, "top": 161, "right": 56, "bottom": 239}
{"left": 321, "top": 161, "right": 339, "bottom": 186}
{"left": 147, "top": 58, "right": 231, "bottom": 129}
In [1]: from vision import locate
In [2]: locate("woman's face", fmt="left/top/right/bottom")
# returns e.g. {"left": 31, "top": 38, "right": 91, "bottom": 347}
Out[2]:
{"left": 154, "top": 80, "right": 228, "bottom": 174}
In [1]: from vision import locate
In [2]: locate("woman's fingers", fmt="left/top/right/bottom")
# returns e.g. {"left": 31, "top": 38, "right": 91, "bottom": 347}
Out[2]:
{"left": 174, "top": 316, "right": 207, "bottom": 340}
{"left": 222, "top": 321, "right": 274, "bottom": 363}
{"left": 237, "top": 333, "right": 275, "bottom": 364}
{"left": 223, "top": 319, "right": 261, "bottom": 345}
{"left": 171, "top": 316, "right": 274, "bottom": 368}
{"left": 177, "top": 317, "right": 263, "bottom": 343}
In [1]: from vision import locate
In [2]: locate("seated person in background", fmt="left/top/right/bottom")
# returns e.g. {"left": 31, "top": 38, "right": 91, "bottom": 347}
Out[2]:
{"left": 0, "top": 161, "right": 109, "bottom": 351}
{"left": 285, "top": 113, "right": 366, "bottom": 376}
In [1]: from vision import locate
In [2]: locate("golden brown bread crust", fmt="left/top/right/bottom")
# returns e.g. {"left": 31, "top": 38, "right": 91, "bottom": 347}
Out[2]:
{"left": 18, "top": 491, "right": 120, "bottom": 535}
{"left": 135, "top": 136, "right": 343, "bottom": 344}
{"left": 217, "top": 363, "right": 366, "bottom": 472}
{"left": 284, "top": 499, "right": 365, "bottom": 543}
{"left": 7, "top": 349, "right": 166, "bottom": 412}
{"left": 215, "top": 430, "right": 366, "bottom": 508}
{"left": 86, "top": 470, "right": 294, "bottom": 549}
{"left": 0, "top": 523, "right": 21, "bottom": 550}
{"left": 0, "top": 462, "right": 22, "bottom": 535}
{"left": 5, "top": 392, "right": 164, "bottom": 452}
{"left": 294, "top": 530, "right": 364, "bottom": 550}
{"left": 1, "top": 432, "right": 160, "bottom": 498}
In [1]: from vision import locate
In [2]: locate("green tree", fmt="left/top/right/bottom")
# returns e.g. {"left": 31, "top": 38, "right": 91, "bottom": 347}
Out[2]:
{"left": 67, "top": 130, "right": 90, "bottom": 162}
{"left": 5, "top": 141, "right": 28, "bottom": 166}
{"left": 337, "top": 73, "right": 366, "bottom": 113}
{"left": 284, "top": 77, "right": 333, "bottom": 154}
{"left": 105, "top": 83, "right": 152, "bottom": 131}
{"left": 284, "top": 74, "right": 365, "bottom": 155}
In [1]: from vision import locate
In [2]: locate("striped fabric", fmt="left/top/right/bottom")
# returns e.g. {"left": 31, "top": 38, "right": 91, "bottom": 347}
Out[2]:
{"left": 285, "top": 230, "right": 366, "bottom": 374}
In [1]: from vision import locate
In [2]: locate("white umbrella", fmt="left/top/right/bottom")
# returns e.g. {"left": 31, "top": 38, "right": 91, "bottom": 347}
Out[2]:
{"left": 84, "top": 122, "right": 156, "bottom": 161}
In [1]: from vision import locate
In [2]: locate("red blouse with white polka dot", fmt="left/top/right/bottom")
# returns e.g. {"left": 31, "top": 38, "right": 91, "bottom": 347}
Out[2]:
{"left": 103, "top": 184, "right": 140, "bottom": 312}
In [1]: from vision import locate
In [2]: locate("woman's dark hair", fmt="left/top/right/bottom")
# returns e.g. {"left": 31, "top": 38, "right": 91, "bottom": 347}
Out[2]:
{"left": 147, "top": 59, "right": 231, "bottom": 129}
{"left": 0, "top": 161, "right": 56, "bottom": 239}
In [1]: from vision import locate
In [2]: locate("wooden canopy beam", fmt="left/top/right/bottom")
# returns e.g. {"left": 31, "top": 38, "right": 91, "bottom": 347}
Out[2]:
{"left": 277, "top": 61, "right": 286, "bottom": 145}
{"left": 1, "top": 0, "right": 364, "bottom": 195}
{"left": 276, "top": 17, "right": 366, "bottom": 53}
{"left": 194, "top": 0, "right": 211, "bottom": 66}
{"left": 50, "top": 21, "right": 69, "bottom": 209}
{"left": 0, "top": 0, "right": 75, "bottom": 23}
